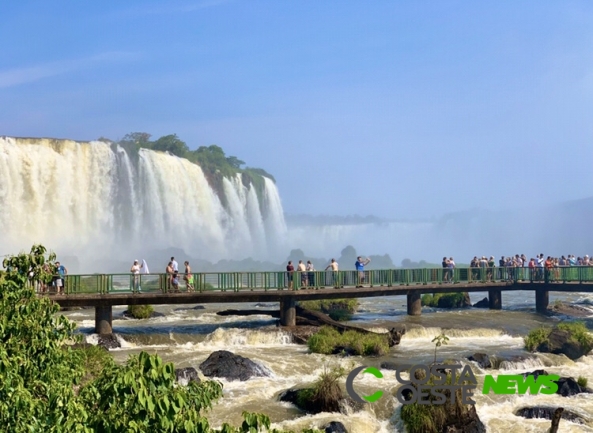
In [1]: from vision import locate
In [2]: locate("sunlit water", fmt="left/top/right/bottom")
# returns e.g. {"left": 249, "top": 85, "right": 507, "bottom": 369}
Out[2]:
{"left": 62, "top": 290, "right": 593, "bottom": 432}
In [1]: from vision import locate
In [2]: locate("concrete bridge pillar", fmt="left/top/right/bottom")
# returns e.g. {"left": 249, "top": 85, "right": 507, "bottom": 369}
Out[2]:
{"left": 535, "top": 289, "right": 549, "bottom": 314}
{"left": 407, "top": 292, "right": 422, "bottom": 315}
{"left": 95, "top": 305, "right": 113, "bottom": 334}
{"left": 488, "top": 289, "right": 502, "bottom": 310}
{"left": 280, "top": 297, "right": 296, "bottom": 326}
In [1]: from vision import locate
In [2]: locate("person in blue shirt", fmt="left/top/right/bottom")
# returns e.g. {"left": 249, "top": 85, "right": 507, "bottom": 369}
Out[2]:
{"left": 355, "top": 256, "right": 371, "bottom": 288}
{"left": 55, "top": 262, "right": 67, "bottom": 295}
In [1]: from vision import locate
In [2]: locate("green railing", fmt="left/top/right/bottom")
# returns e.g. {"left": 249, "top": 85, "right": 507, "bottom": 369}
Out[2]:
{"left": 32, "top": 266, "right": 593, "bottom": 295}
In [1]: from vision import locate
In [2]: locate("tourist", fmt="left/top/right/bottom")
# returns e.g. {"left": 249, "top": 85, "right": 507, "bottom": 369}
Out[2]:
{"left": 171, "top": 256, "right": 179, "bottom": 273}
{"left": 448, "top": 257, "right": 456, "bottom": 282}
{"left": 442, "top": 257, "right": 449, "bottom": 283}
{"left": 355, "top": 256, "right": 371, "bottom": 288}
{"left": 306, "top": 260, "right": 315, "bottom": 287}
{"left": 54, "top": 261, "right": 67, "bottom": 295}
{"left": 171, "top": 271, "right": 180, "bottom": 292}
{"left": 297, "top": 260, "right": 307, "bottom": 288}
{"left": 487, "top": 256, "right": 495, "bottom": 281}
{"left": 286, "top": 261, "right": 294, "bottom": 289}
{"left": 130, "top": 260, "right": 142, "bottom": 292}
{"left": 325, "top": 258, "right": 339, "bottom": 287}
{"left": 184, "top": 261, "right": 194, "bottom": 292}
{"left": 165, "top": 261, "right": 174, "bottom": 293}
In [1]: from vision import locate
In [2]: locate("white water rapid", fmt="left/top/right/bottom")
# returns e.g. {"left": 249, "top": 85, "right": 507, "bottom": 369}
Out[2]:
{"left": 0, "top": 137, "right": 287, "bottom": 269}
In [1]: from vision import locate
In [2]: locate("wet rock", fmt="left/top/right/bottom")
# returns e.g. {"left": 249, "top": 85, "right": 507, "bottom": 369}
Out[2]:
{"left": 537, "top": 328, "right": 591, "bottom": 360}
{"left": 323, "top": 421, "right": 348, "bottom": 433}
{"left": 97, "top": 333, "right": 121, "bottom": 350}
{"left": 515, "top": 406, "right": 584, "bottom": 423}
{"left": 199, "top": 350, "right": 271, "bottom": 381}
{"left": 380, "top": 362, "right": 399, "bottom": 370}
{"left": 283, "top": 326, "right": 319, "bottom": 345}
{"left": 556, "top": 377, "right": 592, "bottom": 397}
{"left": 278, "top": 387, "right": 361, "bottom": 415}
{"left": 122, "top": 310, "right": 165, "bottom": 319}
{"left": 467, "top": 353, "right": 491, "bottom": 368}
{"left": 442, "top": 405, "right": 486, "bottom": 433}
{"left": 388, "top": 326, "right": 406, "bottom": 346}
{"left": 175, "top": 367, "right": 200, "bottom": 385}
{"left": 472, "top": 297, "right": 489, "bottom": 308}
{"left": 521, "top": 369, "right": 549, "bottom": 380}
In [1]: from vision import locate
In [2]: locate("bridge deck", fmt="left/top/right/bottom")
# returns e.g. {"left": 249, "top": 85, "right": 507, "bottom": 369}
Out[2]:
{"left": 47, "top": 281, "right": 593, "bottom": 308}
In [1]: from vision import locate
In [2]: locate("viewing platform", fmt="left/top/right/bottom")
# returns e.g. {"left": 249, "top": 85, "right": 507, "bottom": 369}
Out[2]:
{"left": 40, "top": 267, "right": 593, "bottom": 334}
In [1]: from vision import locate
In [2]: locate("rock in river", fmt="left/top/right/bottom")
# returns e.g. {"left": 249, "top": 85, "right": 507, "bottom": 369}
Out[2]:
{"left": 199, "top": 350, "right": 271, "bottom": 381}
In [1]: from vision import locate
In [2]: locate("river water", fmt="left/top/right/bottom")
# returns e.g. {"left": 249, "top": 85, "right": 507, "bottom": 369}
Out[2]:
{"left": 62, "top": 290, "right": 593, "bottom": 432}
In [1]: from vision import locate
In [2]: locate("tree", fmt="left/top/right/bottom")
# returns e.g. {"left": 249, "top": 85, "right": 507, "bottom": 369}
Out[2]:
{"left": 120, "top": 132, "right": 152, "bottom": 146}
{"left": 226, "top": 155, "right": 245, "bottom": 169}
{"left": 152, "top": 134, "right": 189, "bottom": 157}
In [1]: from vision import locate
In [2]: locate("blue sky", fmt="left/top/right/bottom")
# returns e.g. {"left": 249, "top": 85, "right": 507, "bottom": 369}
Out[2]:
{"left": 2, "top": 1, "right": 592, "bottom": 219}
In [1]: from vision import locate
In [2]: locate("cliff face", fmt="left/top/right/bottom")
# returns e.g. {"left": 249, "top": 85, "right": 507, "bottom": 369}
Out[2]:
{"left": 0, "top": 137, "right": 287, "bottom": 267}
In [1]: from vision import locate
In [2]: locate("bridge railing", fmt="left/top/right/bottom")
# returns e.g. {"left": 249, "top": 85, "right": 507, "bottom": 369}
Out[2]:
{"left": 36, "top": 266, "right": 593, "bottom": 295}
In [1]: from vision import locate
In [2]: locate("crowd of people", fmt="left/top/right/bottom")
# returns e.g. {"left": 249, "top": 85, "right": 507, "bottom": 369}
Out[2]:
{"left": 285, "top": 256, "right": 371, "bottom": 289}
{"left": 442, "top": 254, "right": 593, "bottom": 283}
{"left": 130, "top": 256, "right": 195, "bottom": 293}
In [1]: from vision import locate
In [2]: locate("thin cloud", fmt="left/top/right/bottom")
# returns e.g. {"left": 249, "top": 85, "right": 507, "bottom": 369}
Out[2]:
{"left": 0, "top": 51, "right": 141, "bottom": 89}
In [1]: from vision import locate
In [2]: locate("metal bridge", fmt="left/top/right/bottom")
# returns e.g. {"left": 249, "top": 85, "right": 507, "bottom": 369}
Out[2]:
{"left": 42, "top": 267, "right": 593, "bottom": 334}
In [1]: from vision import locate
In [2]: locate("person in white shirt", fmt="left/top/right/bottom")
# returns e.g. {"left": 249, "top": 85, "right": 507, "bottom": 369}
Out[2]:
{"left": 297, "top": 260, "right": 307, "bottom": 287}
{"left": 171, "top": 257, "right": 179, "bottom": 273}
{"left": 130, "top": 260, "right": 143, "bottom": 291}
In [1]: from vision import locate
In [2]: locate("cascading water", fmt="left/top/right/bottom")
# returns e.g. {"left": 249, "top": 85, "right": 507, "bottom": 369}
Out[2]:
{"left": 0, "top": 137, "right": 288, "bottom": 269}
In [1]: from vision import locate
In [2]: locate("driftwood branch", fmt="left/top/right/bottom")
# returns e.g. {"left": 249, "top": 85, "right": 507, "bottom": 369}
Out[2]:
{"left": 217, "top": 305, "right": 405, "bottom": 346}
{"left": 549, "top": 407, "right": 563, "bottom": 433}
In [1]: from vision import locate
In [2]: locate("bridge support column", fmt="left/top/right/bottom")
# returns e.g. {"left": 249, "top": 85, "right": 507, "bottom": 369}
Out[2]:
{"left": 407, "top": 292, "right": 422, "bottom": 316}
{"left": 280, "top": 297, "right": 296, "bottom": 326}
{"left": 535, "top": 289, "right": 549, "bottom": 314}
{"left": 95, "top": 306, "right": 113, "bottom": 334}
{"left": 488, "top": 289, "right": 502, "bottom": 310}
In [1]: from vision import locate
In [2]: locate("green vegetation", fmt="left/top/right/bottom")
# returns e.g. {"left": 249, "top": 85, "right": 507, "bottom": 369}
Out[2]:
{"left": 0, "top": 244, "right": 323, "bottom": 433}
{"left": 578, "top": 376, "right": 588, "bottom": 388}
{"left": 117, "top": 132, "right": 276, "bottom": 210}
{"left": 524, "top": 322, "right": 593, "bottom": 353}
{"left": 127, "top": 304, "right": 155, "bottom": 319}
{"left": 295, "top": 366, "right": 346, "bottom": 413}
{"left": 524, "top": 327, "right": 550, "bottom": 352}
{"left": 298, "top": 299, "right": 358, "bottom": 321}
{"left": 307, "top": 326, "right": 389, "bottom": 356}
{"left": 557, "top": 322, "right": 593, "bottom": 353}
{"left": 421, "top": 292, "right": 468, "bottom": 308}
{"left": 431, "top": 333, "right": 449, "bottom": 364}
{"left": 400, "top": 372, "right": 476, "bottom": 433}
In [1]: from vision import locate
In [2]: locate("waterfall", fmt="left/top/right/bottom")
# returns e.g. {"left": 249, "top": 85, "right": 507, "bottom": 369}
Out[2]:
{"left": 262, "top": 177, "right": 287, "bottom": 256}
{"left": 0, "top": 137, "right": 288, "bottom": 269}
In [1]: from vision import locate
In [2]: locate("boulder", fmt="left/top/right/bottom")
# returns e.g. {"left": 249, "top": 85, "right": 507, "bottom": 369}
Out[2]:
{"left": 199, "top": 350, "right": 271, "bottom": 381}
{"left": 175, "top": 367, "right": 200, "bottom": 385}
{"left": 387, "top": 326, "right": 406, "bottom": 346}
{"left": 472, "top": 297, "right": 489, "bottom": 308}
{"left": 122, "top": 310, "right": 165, "bottom": 319}
{"left": 322, "top": 421, "right": 348, "bottom": 433}
{"left": 97, "top": 333, "right": 121, "bottom": 350}
{"left": 278, "top": 387, "right": 361, "bottom": 415}
{"left": 467, "top": 353, "right": 491, "bottom": 369}
{"left": 380, "top": 362, "right": 399, "bottom": 371}
{"left": 556, "top": 377, "right": 592, "bottom": 397}
{"left": 515, "top": 406, "right": 584, "bottom": 424}
{"left": 537, "top": 328, "right": 590, "bottom": 360}
{"left": 442, "top": 405, "right": 486, "bottom": 433}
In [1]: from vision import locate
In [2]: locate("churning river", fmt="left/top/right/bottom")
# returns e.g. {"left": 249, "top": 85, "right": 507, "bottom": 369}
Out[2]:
{"left": 62, "top": 290, "right": 593, "bottom": 432}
